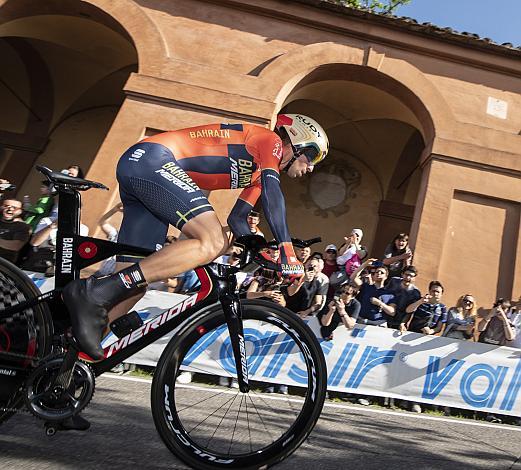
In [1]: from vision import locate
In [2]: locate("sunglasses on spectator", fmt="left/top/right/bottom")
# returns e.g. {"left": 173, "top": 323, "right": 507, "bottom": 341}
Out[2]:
{"left": 325, "top": 249, "right": 336, "bottom": 254}
{"left": 463, "top": 297, "right": 474, "bottom": 304}
{"left": 2, "top": 204, "right": 21, "bottom": 210}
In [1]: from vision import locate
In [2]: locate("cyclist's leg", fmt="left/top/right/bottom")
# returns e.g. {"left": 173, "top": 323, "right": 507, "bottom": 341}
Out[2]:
{"left": 103, "top": 179, "right": 169, "bottom": 326}
{"left": 139, "top": 211, "right": 228, "bottom": 282}
{"left": 106, "top": 212, "right": 228, "bottom": 325}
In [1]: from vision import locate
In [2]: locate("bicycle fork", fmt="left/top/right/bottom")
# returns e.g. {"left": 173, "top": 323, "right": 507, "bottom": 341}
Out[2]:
{"left": 217, "top": 270, "right": 249, "bottom": 393}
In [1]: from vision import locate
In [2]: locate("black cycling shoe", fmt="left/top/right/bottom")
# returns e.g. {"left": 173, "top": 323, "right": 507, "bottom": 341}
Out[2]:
{"left": 62, "top": 278, "right": 109, "bottom": 361}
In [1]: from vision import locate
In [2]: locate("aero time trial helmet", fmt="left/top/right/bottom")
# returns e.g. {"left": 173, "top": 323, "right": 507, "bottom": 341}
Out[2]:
{"left": 276, "top": 114, "right": 329, "bottom": 166}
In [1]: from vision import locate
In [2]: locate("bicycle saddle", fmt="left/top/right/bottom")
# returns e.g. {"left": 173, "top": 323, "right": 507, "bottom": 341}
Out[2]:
{"left": 36, "top": 165, "right": 108, "bottom": 191}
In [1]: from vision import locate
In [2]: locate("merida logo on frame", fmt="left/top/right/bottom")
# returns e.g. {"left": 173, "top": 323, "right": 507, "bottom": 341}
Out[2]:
{"left": 106, "top": 294, "right": 198, "bottom": 357}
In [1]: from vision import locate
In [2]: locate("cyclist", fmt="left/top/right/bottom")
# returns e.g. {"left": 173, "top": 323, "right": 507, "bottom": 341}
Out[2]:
{"left": 63, "top": 114, "right": 329, "bottom": 360}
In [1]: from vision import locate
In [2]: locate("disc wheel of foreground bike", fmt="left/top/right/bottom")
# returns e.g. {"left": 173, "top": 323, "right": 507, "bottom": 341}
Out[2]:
{"left": 0, "top": 258, "right": 53, "bottom": 425}
{"left": 151, "top": 300, "right": 327, "bottom": 470}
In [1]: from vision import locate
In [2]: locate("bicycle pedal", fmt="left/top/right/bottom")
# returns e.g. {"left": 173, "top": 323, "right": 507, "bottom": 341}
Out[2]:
{"left": 110, "top": 311, "right": 143, "bottom": 339}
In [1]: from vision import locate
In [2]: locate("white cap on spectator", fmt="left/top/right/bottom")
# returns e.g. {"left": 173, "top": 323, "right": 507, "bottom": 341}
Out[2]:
{"left": 325, "top": 244, "right": 337, "bottom": 252}
{"left": 352, "top": 228, "right": 363, "bottom": 240}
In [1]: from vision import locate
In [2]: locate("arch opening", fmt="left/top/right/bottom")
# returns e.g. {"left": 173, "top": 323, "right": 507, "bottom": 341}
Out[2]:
{"left": 271, "top": 64, "right": 434, "bottom": 256}
{"left": 0, "top": 4, "right": 138, "bottom": 201}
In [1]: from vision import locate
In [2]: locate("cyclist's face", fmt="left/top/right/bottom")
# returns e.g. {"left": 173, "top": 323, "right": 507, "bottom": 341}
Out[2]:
{"left": 287, "top": 155, "right": 314, "bottom": 178}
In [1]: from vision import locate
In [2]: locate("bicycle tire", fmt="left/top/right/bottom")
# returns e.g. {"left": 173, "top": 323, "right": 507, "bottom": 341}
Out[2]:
{"left": 0, "top": 258, "right": 53, "bottom": 425}
{"left": 151, "top": 299, "right": 327, "bottom": 469}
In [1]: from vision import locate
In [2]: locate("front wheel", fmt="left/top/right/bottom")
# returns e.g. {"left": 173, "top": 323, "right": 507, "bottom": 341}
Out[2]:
{"left": 151, "top": 300, "right": 327, "bottom": 469}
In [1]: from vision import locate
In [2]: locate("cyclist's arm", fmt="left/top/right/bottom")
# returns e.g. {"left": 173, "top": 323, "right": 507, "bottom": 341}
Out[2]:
{"left": 227, "top": 185, "right": 261, "bottom": 238}
{"left": 247, "top": 130, "right": 291, "bottom": 245}
{"left": 248, "top": 128, "right": 302, "bottom": 278}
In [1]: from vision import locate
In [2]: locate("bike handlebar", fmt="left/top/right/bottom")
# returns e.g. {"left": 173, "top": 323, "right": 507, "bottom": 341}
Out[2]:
{"left": 233, "top": 235, "right": 322, "bottom": 272}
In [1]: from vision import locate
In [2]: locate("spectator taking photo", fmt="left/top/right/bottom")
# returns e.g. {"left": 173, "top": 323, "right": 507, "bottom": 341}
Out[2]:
{"left": 443, "top": 294, "right": 478, "bottom": 341}
{"left": 478, "top": 298, "right": 516, "bottom": 346}
{"left": 318, "top": 281, "right": 360, "bottom": 340}
{"left": 405, "top": 281, "right": 447, "bottom": 335}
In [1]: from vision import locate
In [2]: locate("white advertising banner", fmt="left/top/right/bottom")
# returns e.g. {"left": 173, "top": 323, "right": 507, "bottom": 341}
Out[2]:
{"left": 176, "top": 317, "right": 521, "bottom": 417}
{"left": 25, "top": 277, "right": 521, "bottom": 416}
{"left": 25, "top": 271, "right": 55, "bottom": 294}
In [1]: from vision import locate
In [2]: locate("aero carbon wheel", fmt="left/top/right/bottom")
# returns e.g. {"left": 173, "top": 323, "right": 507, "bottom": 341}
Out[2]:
{"left": 0, "top": 258, "right": 53, "bottom": 424}
{"left": 151, "top": 300, "right": 327, "bottom": 469}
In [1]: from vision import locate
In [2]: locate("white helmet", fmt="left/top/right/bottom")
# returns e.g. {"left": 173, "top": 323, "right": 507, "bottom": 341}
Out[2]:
{"left": 276, "top": 114, "right": 329, "bottom": 166}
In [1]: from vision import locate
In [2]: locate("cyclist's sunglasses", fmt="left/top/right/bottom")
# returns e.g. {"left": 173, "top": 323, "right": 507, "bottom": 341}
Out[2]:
{"left": 294, "top": 143, "right": 324, "bottom": 166}
{"left": 283, "top": 144, "right": 323, "bottom": 173}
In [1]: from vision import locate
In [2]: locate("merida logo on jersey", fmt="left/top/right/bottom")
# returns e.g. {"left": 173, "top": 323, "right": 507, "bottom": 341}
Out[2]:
{"left": 189, "top": 129, "right": 231, "bottom": 139}
{"left": 156, "top": 162, "right": 197, "bottom": 193}
{"left": 230, "top": 158, "right": 253, "bottom": 189}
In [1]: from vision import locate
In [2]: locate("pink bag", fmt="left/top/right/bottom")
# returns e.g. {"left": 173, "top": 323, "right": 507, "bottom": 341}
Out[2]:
{"left": 344, "top": 253, "right": 362, "bottom": 276}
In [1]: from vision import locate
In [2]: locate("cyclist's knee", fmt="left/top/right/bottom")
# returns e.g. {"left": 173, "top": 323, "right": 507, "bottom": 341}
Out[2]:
{"left": 182, "top": 211, "right": 229, "bottom": 261}
{"left": 199, "top": 229, "right": 228, "bottom": 262}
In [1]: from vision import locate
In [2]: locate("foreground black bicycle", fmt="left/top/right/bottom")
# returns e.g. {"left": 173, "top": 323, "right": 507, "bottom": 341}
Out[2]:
{"left": 0, "top": 166, "right": 327, "bottom": 469}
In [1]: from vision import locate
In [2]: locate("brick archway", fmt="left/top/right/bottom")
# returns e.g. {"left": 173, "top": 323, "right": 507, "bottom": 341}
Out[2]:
{"left": 0, "top": 0, "right": 168, "bottom": 76}
{"left": 259, "top": 42, "right": 454, "bottom": 146}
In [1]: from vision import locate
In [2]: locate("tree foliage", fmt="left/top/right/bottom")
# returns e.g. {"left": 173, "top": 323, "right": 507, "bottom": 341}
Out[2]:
{"left": 329, "top": 0, "right": 411, "bottom": 14}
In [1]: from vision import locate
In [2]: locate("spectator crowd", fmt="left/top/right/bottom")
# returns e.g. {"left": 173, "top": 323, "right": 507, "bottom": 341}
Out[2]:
{"left": 1, "top": 172, "right": 519, "bottom": 423}
{"left": 0, "top": 166, "right": 88, "bottom": 276}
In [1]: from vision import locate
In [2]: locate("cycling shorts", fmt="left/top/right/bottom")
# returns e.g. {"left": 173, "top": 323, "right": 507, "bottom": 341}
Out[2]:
{"left": 116, "top": 142, "right": 214, "bottom": 262}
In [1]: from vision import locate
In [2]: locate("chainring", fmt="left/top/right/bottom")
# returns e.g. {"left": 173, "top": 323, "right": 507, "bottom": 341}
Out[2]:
{"left": 24, "top": 356, "right": 95, "bottom": 421}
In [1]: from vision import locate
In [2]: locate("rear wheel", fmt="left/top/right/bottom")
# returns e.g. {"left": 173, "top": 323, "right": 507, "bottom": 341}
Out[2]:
{"left": 151, "top": 300, "right": 327, "bottom": 469}
{"left": 0, "top": 258, "right": 53, "bottom": 424}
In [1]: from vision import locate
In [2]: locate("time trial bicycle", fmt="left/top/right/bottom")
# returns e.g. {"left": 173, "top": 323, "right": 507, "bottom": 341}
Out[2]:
{"left": 0, "top": 166, "right": 327, "bottom": 469}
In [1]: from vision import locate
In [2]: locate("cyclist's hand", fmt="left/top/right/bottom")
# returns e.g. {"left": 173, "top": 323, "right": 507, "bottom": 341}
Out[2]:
{"left": 278, "top": 242, "right": 304, "bottom": 282}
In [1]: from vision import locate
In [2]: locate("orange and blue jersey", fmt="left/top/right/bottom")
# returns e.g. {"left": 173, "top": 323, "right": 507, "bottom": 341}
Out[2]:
{"left": 116, "top": 123, "right": 296, "bottom": 268}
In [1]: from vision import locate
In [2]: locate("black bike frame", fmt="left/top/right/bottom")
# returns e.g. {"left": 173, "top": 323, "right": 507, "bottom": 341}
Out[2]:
{"left": 3, "top": 185, "right": 248, "bottom": 388}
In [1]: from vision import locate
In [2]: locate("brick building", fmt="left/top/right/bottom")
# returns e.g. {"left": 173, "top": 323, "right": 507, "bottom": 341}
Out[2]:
{"left": 0, "top": 0, "right": 519, "bottom": 305}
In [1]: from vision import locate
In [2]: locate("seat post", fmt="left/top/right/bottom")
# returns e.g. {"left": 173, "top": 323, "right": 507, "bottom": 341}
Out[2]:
{"left": 54, "top": 188, "right": 82, "bottom": 289}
